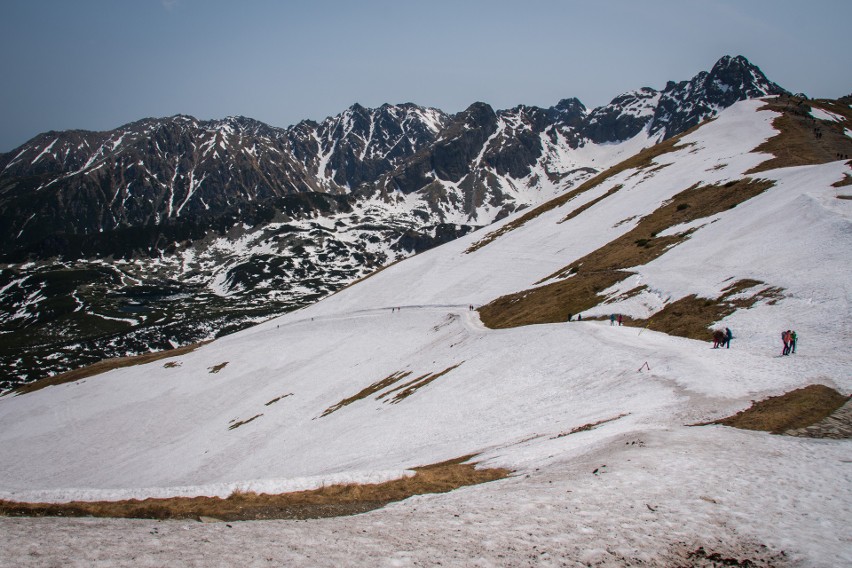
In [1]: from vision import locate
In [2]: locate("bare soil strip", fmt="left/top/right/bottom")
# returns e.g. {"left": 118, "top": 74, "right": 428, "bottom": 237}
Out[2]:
{"left": 0, "top": 456, "right": 511, "bottom": 522}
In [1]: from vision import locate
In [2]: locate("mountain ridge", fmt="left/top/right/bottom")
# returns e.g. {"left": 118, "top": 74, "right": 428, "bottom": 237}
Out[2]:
{"left": 0, "top": 55, "right": 792, "bottom": 388}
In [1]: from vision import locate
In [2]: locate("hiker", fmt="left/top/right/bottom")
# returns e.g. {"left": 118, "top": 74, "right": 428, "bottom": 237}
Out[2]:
{"left": 610, "top": 314, "right": 616, "bottom": 326}
{"left": 712, "top": 329, "right": 725, "bottom": 348}
{"left": 567, "top": 313, "right": 572, "bottom": 322}
{"left": 577, "top": 313, "right": 582, "bottom": 321}
{"left": 617, "top": 314, "right": 623, "bottom": 326}
{"left": 724, "top": 327, "right": 733, "bottom": 349}
{"left": 791, "top": 330, "right": 797, "bottom": 354}
{"left": 781, "top": 330, "right": 791, "bottom": 355}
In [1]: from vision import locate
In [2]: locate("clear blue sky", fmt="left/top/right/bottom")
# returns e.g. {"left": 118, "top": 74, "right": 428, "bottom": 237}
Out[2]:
{"left": 1, "top": 0, "right": 850, "bottom": 152}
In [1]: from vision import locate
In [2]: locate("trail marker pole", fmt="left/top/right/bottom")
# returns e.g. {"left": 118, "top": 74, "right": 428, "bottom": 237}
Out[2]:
{"left": 638, "top": 361, "right": 650, "bottom": 372}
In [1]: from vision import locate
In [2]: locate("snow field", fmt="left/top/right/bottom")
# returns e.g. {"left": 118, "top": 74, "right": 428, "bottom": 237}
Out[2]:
{"left": 0, "top": 98, "right": 850, "bottom": 566}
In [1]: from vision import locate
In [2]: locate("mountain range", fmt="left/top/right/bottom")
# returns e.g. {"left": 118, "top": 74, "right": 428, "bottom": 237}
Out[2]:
{"left": 0, "top": 55, "right": 792, "bottom": 389}
{"left": 0, "top": 80, "right": 850, "bottom": 565}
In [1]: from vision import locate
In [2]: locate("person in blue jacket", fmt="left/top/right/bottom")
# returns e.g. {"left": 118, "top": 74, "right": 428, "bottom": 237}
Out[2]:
{"left": 724, "top": 327, "right": 733, "bottom": 348}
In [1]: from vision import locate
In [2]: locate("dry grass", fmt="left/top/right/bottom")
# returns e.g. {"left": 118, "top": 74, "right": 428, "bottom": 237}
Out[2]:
{"left": 377, "top": 363, "right": 463, "bottom": 404}
{"left": 265, "top": 393, "right": 293, "bottom": 406}
{"left": 0, "top": 455, "right": 511, "bottom": 522}
{"left": 479, "top": 179, "right": 775, "bottom": 330}
{"left": 707, "top": 384, "right": 849, "bottom": 435}
{"left": 323, "top": 364, "right": 463, "bottom": 414}
{"left": 10, "top": 341, "right": 211, "bottom": 396}
{"left": 551, "top": 413, "right": 629, "bottom": 439}
{"left": 228, "top": 414, "right": 263, "bottom": 430}
{"left": 559, "top": 184, "right": 623, "bottom": 223}
{"left": 833, "top": 173, "right": 852, "bottom": 188}
{"left": 465, "top": 130, "right": 699, "bottom": 253}
{"left": 208, "top": 362, "right": 228, "bottom": 374}
{"left": 626, "top": 279, "right": 784, "bottom": 341}
{"left": 321, "top": 370, "right": 412, "bottom": 417}
{"left": 747, "top": 96, "right": 852, "bottom": 174}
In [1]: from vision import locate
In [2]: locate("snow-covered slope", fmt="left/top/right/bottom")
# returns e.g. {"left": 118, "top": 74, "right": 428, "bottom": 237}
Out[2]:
{"left": 0, "top": 55, "right": 790, "bottom": 390}
{"left": 1, "top": 99, "right": 850, "bottom": 566}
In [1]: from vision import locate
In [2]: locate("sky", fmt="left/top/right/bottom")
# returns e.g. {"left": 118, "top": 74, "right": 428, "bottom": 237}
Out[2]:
{"left": 1, "top": 0, "right": 850, "bottom": 152}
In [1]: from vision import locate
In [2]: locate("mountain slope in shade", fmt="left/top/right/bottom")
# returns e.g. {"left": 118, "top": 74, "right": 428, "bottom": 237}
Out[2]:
{"left": 0, "top": 98, "right": 850, "bottom": 566}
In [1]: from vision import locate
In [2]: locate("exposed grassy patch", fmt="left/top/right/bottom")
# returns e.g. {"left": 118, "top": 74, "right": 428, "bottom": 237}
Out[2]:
{"left": 551, "top": 413, "right": 629, "bottom": 439}
{"left": 465, "top": 130, "right": 699, "bottom": 253}
{"left": 228, "top": 413, "right": 263, "bottom": 430}
{"left": 626, "top": 279, "right": 784, "bottom": 341}
{"left": 0, "top": 455, "right": 511, "bottom": 521}
{"left": 747, "top": 96, "right": 852, "bottom": 174}
{"left": 321, "top": 371, "right": 412, "bottom": 417}
{"left": 479, "top": 179, "right": 774, "bottom": 330}
{"left": 9, "top": 341, "right": 211, "bottom": 396}
{"left": 265, "top": 393, "right": 293, "bottom": 406}
{"left": 833, "top": 173, "right": 852, "bottom": 188}
{"left": 208, "top": 362, "right": 228, "bottom": 374}
{"left": 559, "top": 184, "right": 623, "bottom": 223}
{"left": 377, "top": 363, "right": 463, "bottom": 404}
{"left": 707, "top": 384, "right": 849, "bottom": 435}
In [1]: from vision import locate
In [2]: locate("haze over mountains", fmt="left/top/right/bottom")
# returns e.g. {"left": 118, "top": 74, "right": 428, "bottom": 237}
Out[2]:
{"left": 0, "top": 55, "right": 801, "bottom": 389}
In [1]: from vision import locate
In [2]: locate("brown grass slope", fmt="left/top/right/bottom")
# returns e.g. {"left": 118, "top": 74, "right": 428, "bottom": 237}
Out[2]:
{"left": 709, "top": 384, "right": 850, "bottom": 435}
{"left": 0, "top": 456, "right": 511, "bottom": 521}
{"left": 747, "top": 95, "right": 852, "bottom": 174}
{"left": 627, "top": 279, "right": 782, "bottom": 341}
{"left": 480, "top": 179, "right": 774, "bottom": 331}
{"left": 478, "top": 95, "right": 850, "bottom": 336}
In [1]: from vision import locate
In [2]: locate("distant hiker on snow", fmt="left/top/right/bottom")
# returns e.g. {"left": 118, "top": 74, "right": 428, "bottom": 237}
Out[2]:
{"left": 782, "top": 330, "right": 798, "bottom": 355}
{"left": 724, "top": 327, "right": 733, "bottom": 349}
{"left": 617, "top": 314, "right": 623, "bottom": 326}
{"left": 610, "top": 314, "right": 616, "bottom": 326}
{"left": 712, "top": 329, "right": 725, "bottom": 348}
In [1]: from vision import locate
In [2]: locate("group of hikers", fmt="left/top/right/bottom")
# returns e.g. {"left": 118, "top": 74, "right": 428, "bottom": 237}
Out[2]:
{"left": 712, "top": 327, "right": 733, "bottom": 349}
{"left": 781, "top": 330, "right": 798, "bottom": 355}
{"left": 709, "top": 327, "right": 800, "bottom": 355}
{"left": 609, "top": 314, "right": 623, "bottom": 326}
